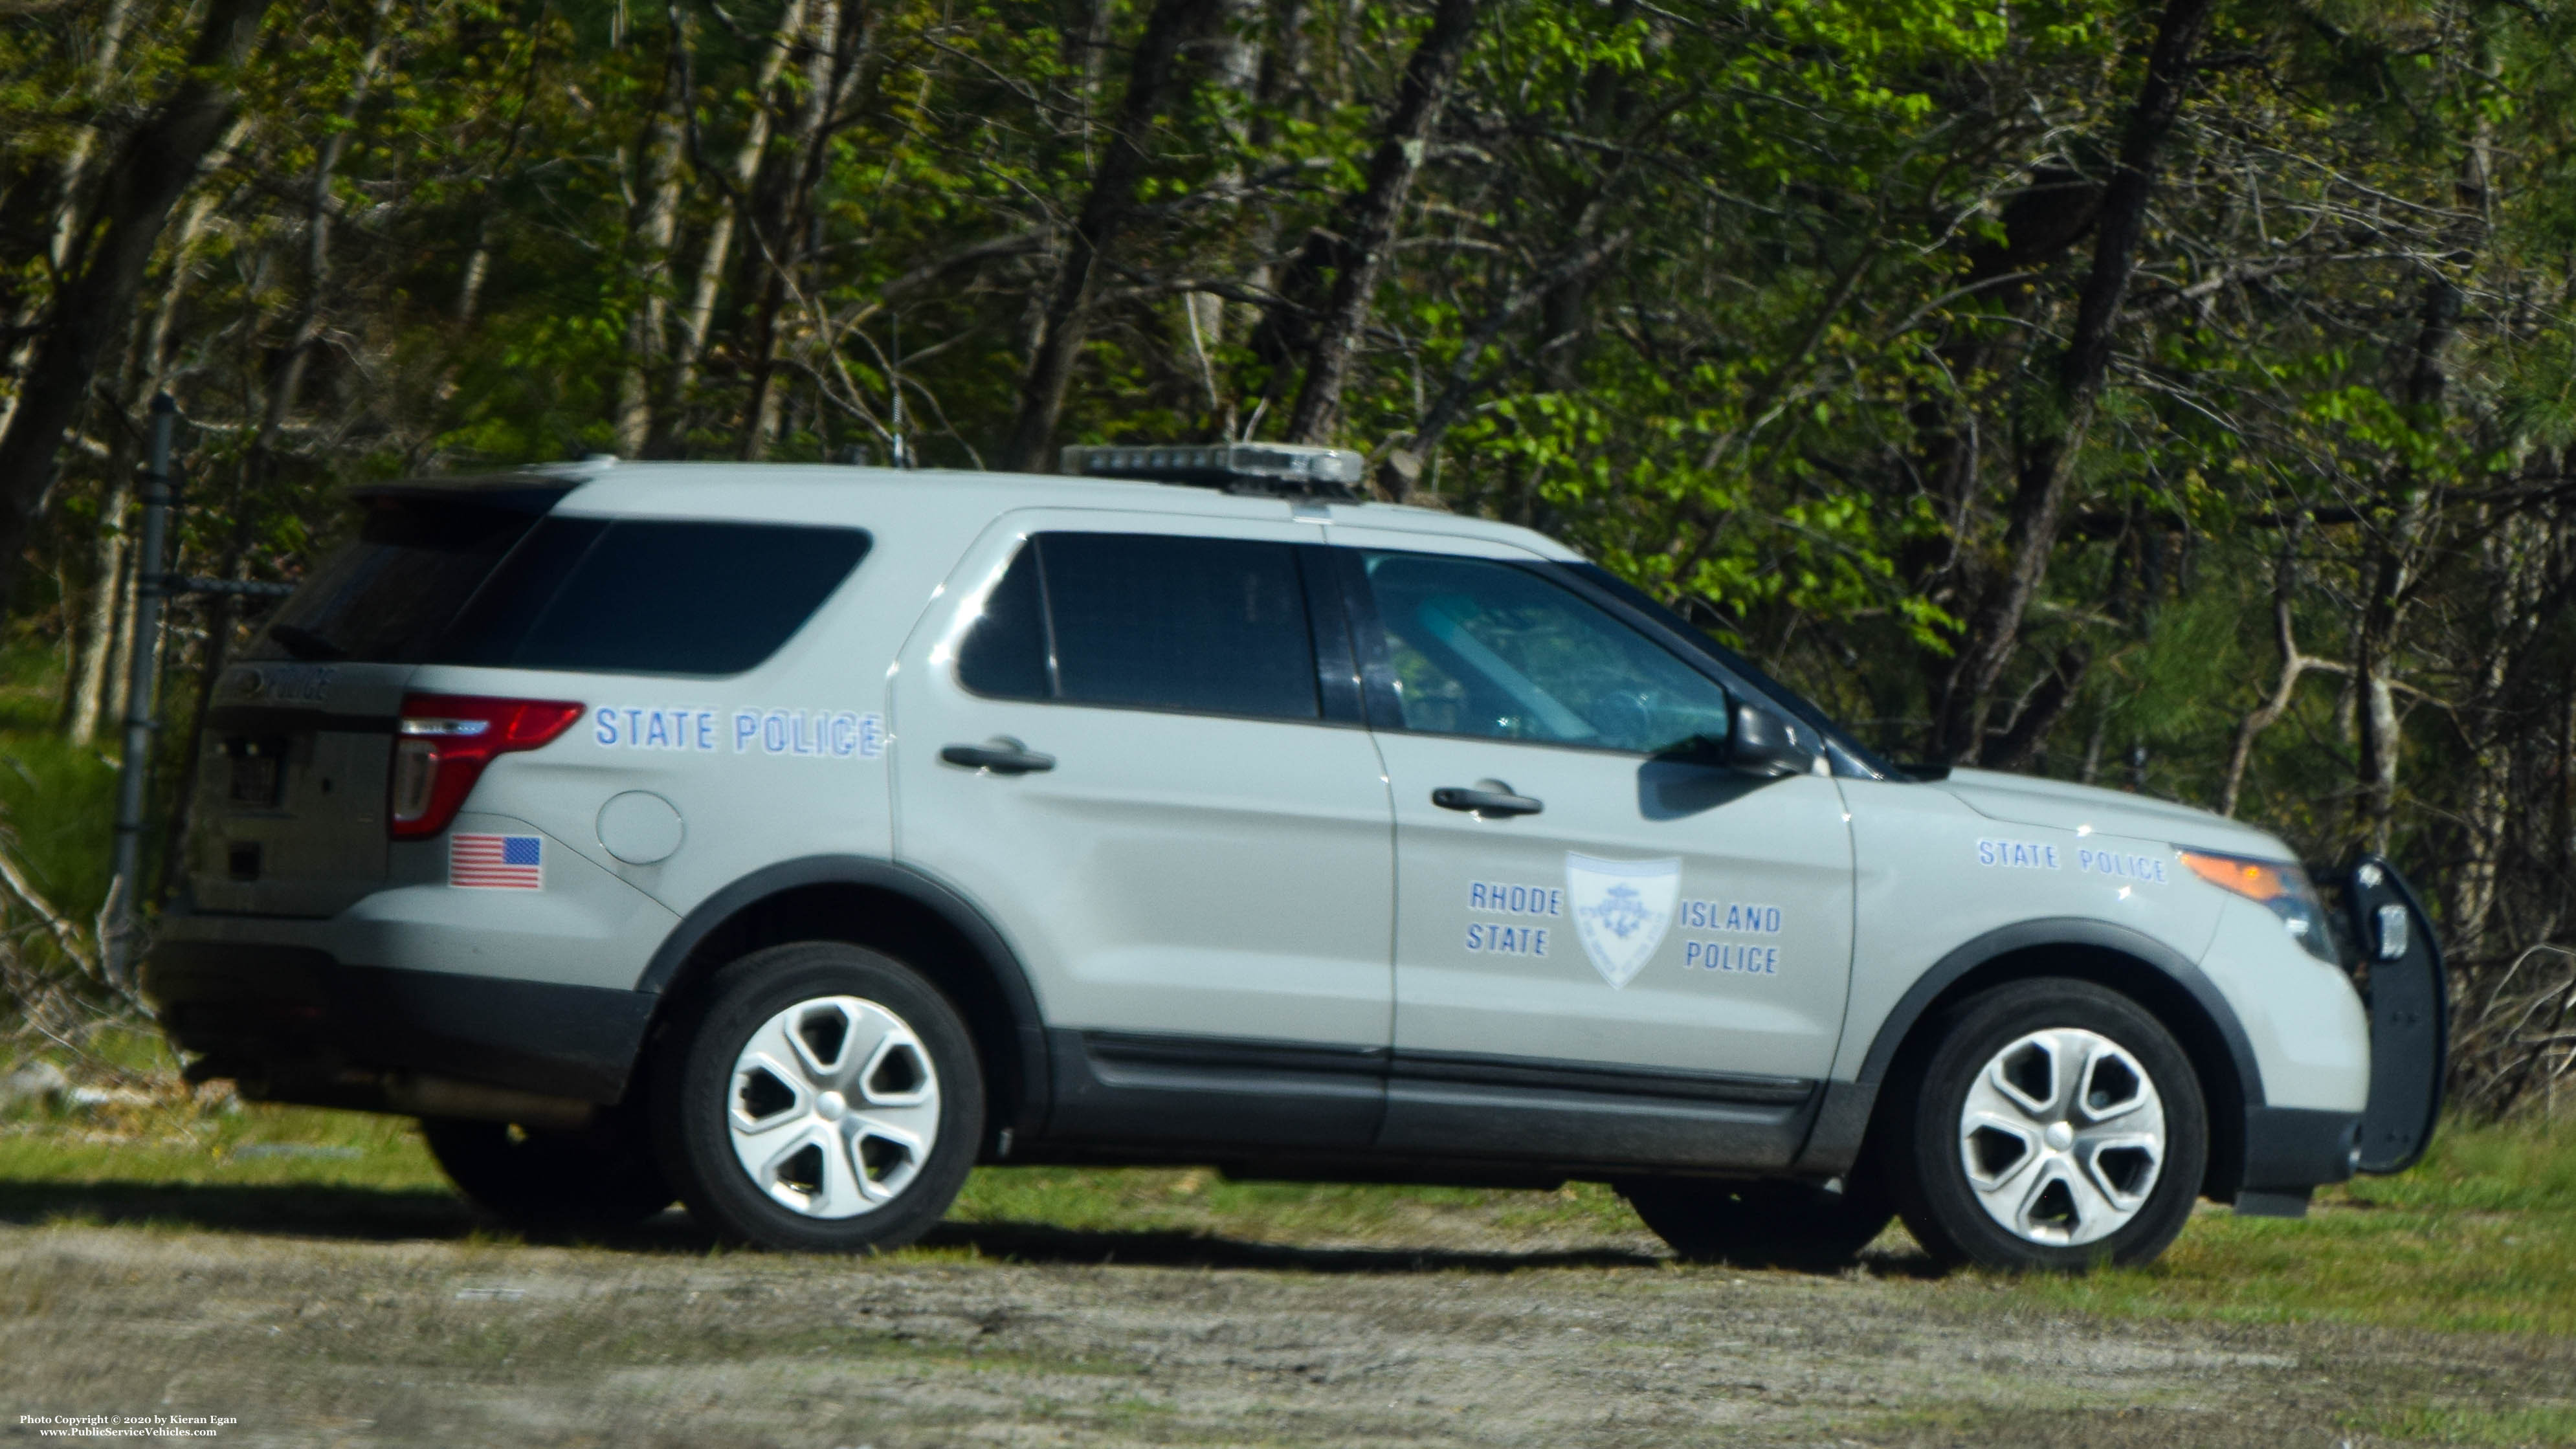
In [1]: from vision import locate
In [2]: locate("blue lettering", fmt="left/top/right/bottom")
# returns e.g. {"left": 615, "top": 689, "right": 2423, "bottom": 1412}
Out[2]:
{"left": 734, "top": 711, "right": 760, "bottom": 753}
{"left": 594, "top": 708, "right": 619, "bottom": 746}
{"left": 860, "top": 714, "right": 885, "bottom": 757}
{"left": 645, "top": 711, "right": 671, "bottom": 748}
{"left": 762, "top": 711, "right": 789, "bottom": 754}
{"left": 830, "top": 713, "right": 856, "bottom": 757}
{"left": 697, "top": 711, "right": 716, "bottom": 751}
{"left": 625, "top": 708, "right": 644, "bottom": 743}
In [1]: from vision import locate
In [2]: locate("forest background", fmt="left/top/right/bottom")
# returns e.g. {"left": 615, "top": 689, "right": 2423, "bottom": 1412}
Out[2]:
{"left": 2, "top": 0, "right": 2574, "bottom": 1112}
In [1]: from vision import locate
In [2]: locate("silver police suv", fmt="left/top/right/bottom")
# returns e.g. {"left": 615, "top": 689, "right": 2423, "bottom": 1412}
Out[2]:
{"left": 146, "top": 447, "right": 2445, "bottom": 1270}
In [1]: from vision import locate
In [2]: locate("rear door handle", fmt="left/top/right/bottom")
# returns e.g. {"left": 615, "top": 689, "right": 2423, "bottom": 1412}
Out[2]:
{"left": 940, "top": 740, "right": 1056, "bottom": 775}
{"left": 1432, "top": 786, "right": 1543, "bottom": 817}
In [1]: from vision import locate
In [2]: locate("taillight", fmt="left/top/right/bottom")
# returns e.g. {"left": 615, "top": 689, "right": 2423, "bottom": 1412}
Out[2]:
{"left": 388, "top": 693, "right": 584, "bottom": 840}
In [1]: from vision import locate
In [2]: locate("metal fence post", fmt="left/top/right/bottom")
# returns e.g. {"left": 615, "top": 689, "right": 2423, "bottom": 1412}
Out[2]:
{"left": 107, "top": 393, "right": 177, "bottom": 988}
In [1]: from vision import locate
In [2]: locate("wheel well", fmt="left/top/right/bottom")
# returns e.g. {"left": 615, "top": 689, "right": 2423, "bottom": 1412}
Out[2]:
{"left": 1865, "top": 944, "right": 2249, "bottom": 1200}
{"left": 641, "top": 883, "right": 1036, "bottom": 1142}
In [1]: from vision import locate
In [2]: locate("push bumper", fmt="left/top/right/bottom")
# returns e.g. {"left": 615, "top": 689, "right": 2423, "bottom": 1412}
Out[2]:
{"left": 144, "top": 936, "right": 658, "bottom": 1108}
{"left": 2226, "top": 854, "right": 2447, "bottom": 1216}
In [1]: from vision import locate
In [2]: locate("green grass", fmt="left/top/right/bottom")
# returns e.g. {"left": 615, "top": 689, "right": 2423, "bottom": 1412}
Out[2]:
{"left": 0, "top": 643, "right": 120, "bottom": 921}
{"left": 1997, "top": 1115, "right": 2576, "bottom": 1336}
{"left": 2342, "top": 1402, "right": 2576, "bottom": 1446}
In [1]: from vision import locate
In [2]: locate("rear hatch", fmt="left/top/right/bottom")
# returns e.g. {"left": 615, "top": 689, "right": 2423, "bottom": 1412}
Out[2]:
{"left": 189, "top": 478, "right": 573, "bottom": 916}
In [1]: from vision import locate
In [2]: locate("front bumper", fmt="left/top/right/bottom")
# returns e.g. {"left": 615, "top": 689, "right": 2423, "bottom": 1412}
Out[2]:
{"left": 144, "top": 938, "right": 657, "bottom": 1106}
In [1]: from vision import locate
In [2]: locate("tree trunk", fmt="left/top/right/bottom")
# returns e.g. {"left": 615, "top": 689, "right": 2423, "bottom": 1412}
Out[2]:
{"left": 1927, "top": 0, "right": 2215, "bottom": 761}
{"left": 616, "top": 26, "right": 690, "bottom": 456}
{"left": 252, "top": 0, "right": 394, "bottom": 487}
{"left": 999, "top": 0, "right": 1227, "bottom": 471}
{"left": 2353, "top": 124, "right": 2490, "bottom": 848}
{"left": 0, "top": 0, "right": 271, "bottom": 606}
{"left": 737, "top": 0, "right": 869, "bottom": 459}
{"left": 64, "top": 481, "right": 130, "bottom": 743}
{"left": 1278, "top": 0, "right": 1478, "bottom": 445}
{"left": 662, "top": 0, "right": 808, "bottom": 448}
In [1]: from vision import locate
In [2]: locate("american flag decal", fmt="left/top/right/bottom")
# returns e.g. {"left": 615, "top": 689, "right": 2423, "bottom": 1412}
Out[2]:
{"left": 450, "top": 833, "right": 544, "bottom": 889}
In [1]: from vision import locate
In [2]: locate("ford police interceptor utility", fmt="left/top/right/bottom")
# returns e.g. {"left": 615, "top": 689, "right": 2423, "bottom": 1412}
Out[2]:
{"left": 144, "top": 445, "right": 2447, "bottom": 1270}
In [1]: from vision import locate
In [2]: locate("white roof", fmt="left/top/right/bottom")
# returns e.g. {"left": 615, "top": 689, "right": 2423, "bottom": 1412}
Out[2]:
{"left": 531, "top": 460, "right": 1586, "bottom": 561}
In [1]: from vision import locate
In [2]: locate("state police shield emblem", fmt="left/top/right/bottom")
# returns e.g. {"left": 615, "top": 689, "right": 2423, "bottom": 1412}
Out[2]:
{"left": 1565, "top": 852, "right": 1681, "bottom": 989}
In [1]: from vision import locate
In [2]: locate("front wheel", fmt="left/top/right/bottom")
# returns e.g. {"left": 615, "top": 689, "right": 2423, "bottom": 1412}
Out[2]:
{"left": 1884, "top": 978, "right": 2207, "bottom": 1271}
{"left": 650, "top": 942, "right": 984, "bottom": 1252}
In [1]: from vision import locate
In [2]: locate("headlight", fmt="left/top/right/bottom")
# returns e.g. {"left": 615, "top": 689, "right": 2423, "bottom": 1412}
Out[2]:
{"left": 2178, "top": 850, "right": 2340, "bottom": 965}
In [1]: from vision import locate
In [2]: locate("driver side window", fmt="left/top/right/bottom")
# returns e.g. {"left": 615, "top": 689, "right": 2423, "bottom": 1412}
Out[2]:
{"left": 1357, "top": 551, "right": 1735, "bottom": 755}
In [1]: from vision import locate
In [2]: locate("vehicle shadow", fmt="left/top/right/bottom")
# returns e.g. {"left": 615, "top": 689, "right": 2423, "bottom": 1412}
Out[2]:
{"left": 0, "top": 1180, "right": 1930, "bottom": 1278}
{"left": 922, "top": 1218, "right": 1667, "bottom": 1274}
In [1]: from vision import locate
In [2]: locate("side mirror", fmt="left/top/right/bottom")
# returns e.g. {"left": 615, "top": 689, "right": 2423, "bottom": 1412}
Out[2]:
{"left": 1724, "top": 700, "right": 1821, "bottom": 779}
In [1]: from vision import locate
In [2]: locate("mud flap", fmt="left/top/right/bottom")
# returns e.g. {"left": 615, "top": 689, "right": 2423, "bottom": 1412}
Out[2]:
{"left": 2342, "top": 856, "right": 2447, "bottom": 1173}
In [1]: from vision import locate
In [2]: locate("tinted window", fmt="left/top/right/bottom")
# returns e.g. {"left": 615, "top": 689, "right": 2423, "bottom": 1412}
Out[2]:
{"left": 1359, "top": 551, "right": 1734, "bottom": 753}
{"left": 436, "top": 518, "right": 869, "bottom": 675}
{"left": 247, "top": 496, "right": 546, "bottom": 663}
{"left": 956, "top": 546, "right": 1049, "bottom": 700}
{"left": 955, "top": 534, "right": 1318, "bottom": 720}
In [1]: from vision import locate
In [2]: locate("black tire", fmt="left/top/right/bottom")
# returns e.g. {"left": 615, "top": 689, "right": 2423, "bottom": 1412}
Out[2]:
{"left": 650, "top": 941, "right": 984, "bottom": 1252}
{"left": 1883, "top": 978, "right": 2208, "bottom": 1272}
{"left": 1620, "top": 1175, "right": 1894, "bottom": 1270}
{"left": 419, "top": 1107, "right": 674, "bottom": 1231}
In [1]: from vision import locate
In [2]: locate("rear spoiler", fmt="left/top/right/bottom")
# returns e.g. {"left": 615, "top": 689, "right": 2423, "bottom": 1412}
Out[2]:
{"left": 346, "top": 470, "right": 584, "bottom": 514}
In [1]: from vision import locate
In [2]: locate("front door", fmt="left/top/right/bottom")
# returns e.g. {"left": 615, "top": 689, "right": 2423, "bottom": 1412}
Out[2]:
{"left": 892, "top": 513, "right": 1394, "bottom": 1149}
{"left": 1330, "top": 538, "right": 1855, "bottom": 1167}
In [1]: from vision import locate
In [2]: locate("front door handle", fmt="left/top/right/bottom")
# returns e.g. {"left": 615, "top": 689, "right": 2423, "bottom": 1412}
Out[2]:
{"left": 941, "top": 740, "right": 1056, "bottom": 775}
{"left": 1432, "top": 785, "right": 1543, "bottom": 817}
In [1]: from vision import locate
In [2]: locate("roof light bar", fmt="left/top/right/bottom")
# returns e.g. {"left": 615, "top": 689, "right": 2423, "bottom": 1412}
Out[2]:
{"left": 1060, "top": 442, "right": 1367, "bottom": 498}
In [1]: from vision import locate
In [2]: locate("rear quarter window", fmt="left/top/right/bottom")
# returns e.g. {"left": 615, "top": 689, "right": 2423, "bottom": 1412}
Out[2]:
{"left": 435, "top": 518, "right": 871, "bottom": 676}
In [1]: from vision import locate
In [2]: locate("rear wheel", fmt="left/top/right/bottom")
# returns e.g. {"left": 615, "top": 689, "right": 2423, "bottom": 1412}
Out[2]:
{"left": 650, "top": 942, "right": 984, "bottom": 1252}
{"left": 420, "top": 1109, "right": 673, "bottom": 1231}
{"left": 1885, "top": 978, "right": 2207, "bottom": 1271}
{"left": 1621, "top": 1175, "right": 1893, "bottom": 1270}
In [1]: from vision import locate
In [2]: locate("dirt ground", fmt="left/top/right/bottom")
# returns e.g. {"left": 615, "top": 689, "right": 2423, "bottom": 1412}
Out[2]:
{"left": 0, "top": 1188, "right": 2567, "bottom": 1449}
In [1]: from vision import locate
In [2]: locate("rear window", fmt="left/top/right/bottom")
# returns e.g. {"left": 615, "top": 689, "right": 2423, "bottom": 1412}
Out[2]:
{"left": 252, "top": 503, "right": 869, "bottom": 676}
{"left": 245, "top": 496, "right": 548, "bottom": 665}
{"left": 957, "top": 533, "right": 1318, "bottom": 720}
{"left": 435, "top": 518, "right": 871, "bottom": 676}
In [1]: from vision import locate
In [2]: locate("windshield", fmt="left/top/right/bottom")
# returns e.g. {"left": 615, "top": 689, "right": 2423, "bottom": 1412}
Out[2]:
{"left": 1559, "top": 564, "right": 1902, "bottom": 779}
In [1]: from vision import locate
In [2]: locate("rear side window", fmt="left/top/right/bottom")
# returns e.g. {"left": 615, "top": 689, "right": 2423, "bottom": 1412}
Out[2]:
{"left": 955, "top": 533, "right": 1318, "bottom": 720}
{"left": 435, "top": 519, "right": 870, "bottom": 676}
{"left": 247, "top": 496, "right": 548, "bottom": 664}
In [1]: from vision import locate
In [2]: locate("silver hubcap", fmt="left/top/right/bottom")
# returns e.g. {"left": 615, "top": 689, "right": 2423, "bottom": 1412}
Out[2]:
{"left": 728, "top": 995, "right": 940, "bottom": 1219}
{"left": 1959, "top": 1027, "right": 2167, "bottom": 1248}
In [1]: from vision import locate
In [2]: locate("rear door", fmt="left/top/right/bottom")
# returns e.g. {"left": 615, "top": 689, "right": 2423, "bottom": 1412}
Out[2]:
{"left": 891, "top": 512, "right": 1395, "bottom": 1149}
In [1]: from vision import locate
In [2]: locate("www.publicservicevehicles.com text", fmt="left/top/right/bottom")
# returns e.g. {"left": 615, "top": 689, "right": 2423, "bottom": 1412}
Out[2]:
{"left": 18, "top": 1415, "right": 236, "bottom": 1437}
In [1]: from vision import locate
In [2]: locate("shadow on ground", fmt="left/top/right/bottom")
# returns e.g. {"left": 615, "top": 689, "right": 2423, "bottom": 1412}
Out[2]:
{"left": 0, "top": 1177, "right": 1682, "bottom": 1270}
{"left": 0, "top": 1179, "right": 1940, "bottom": 1277}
